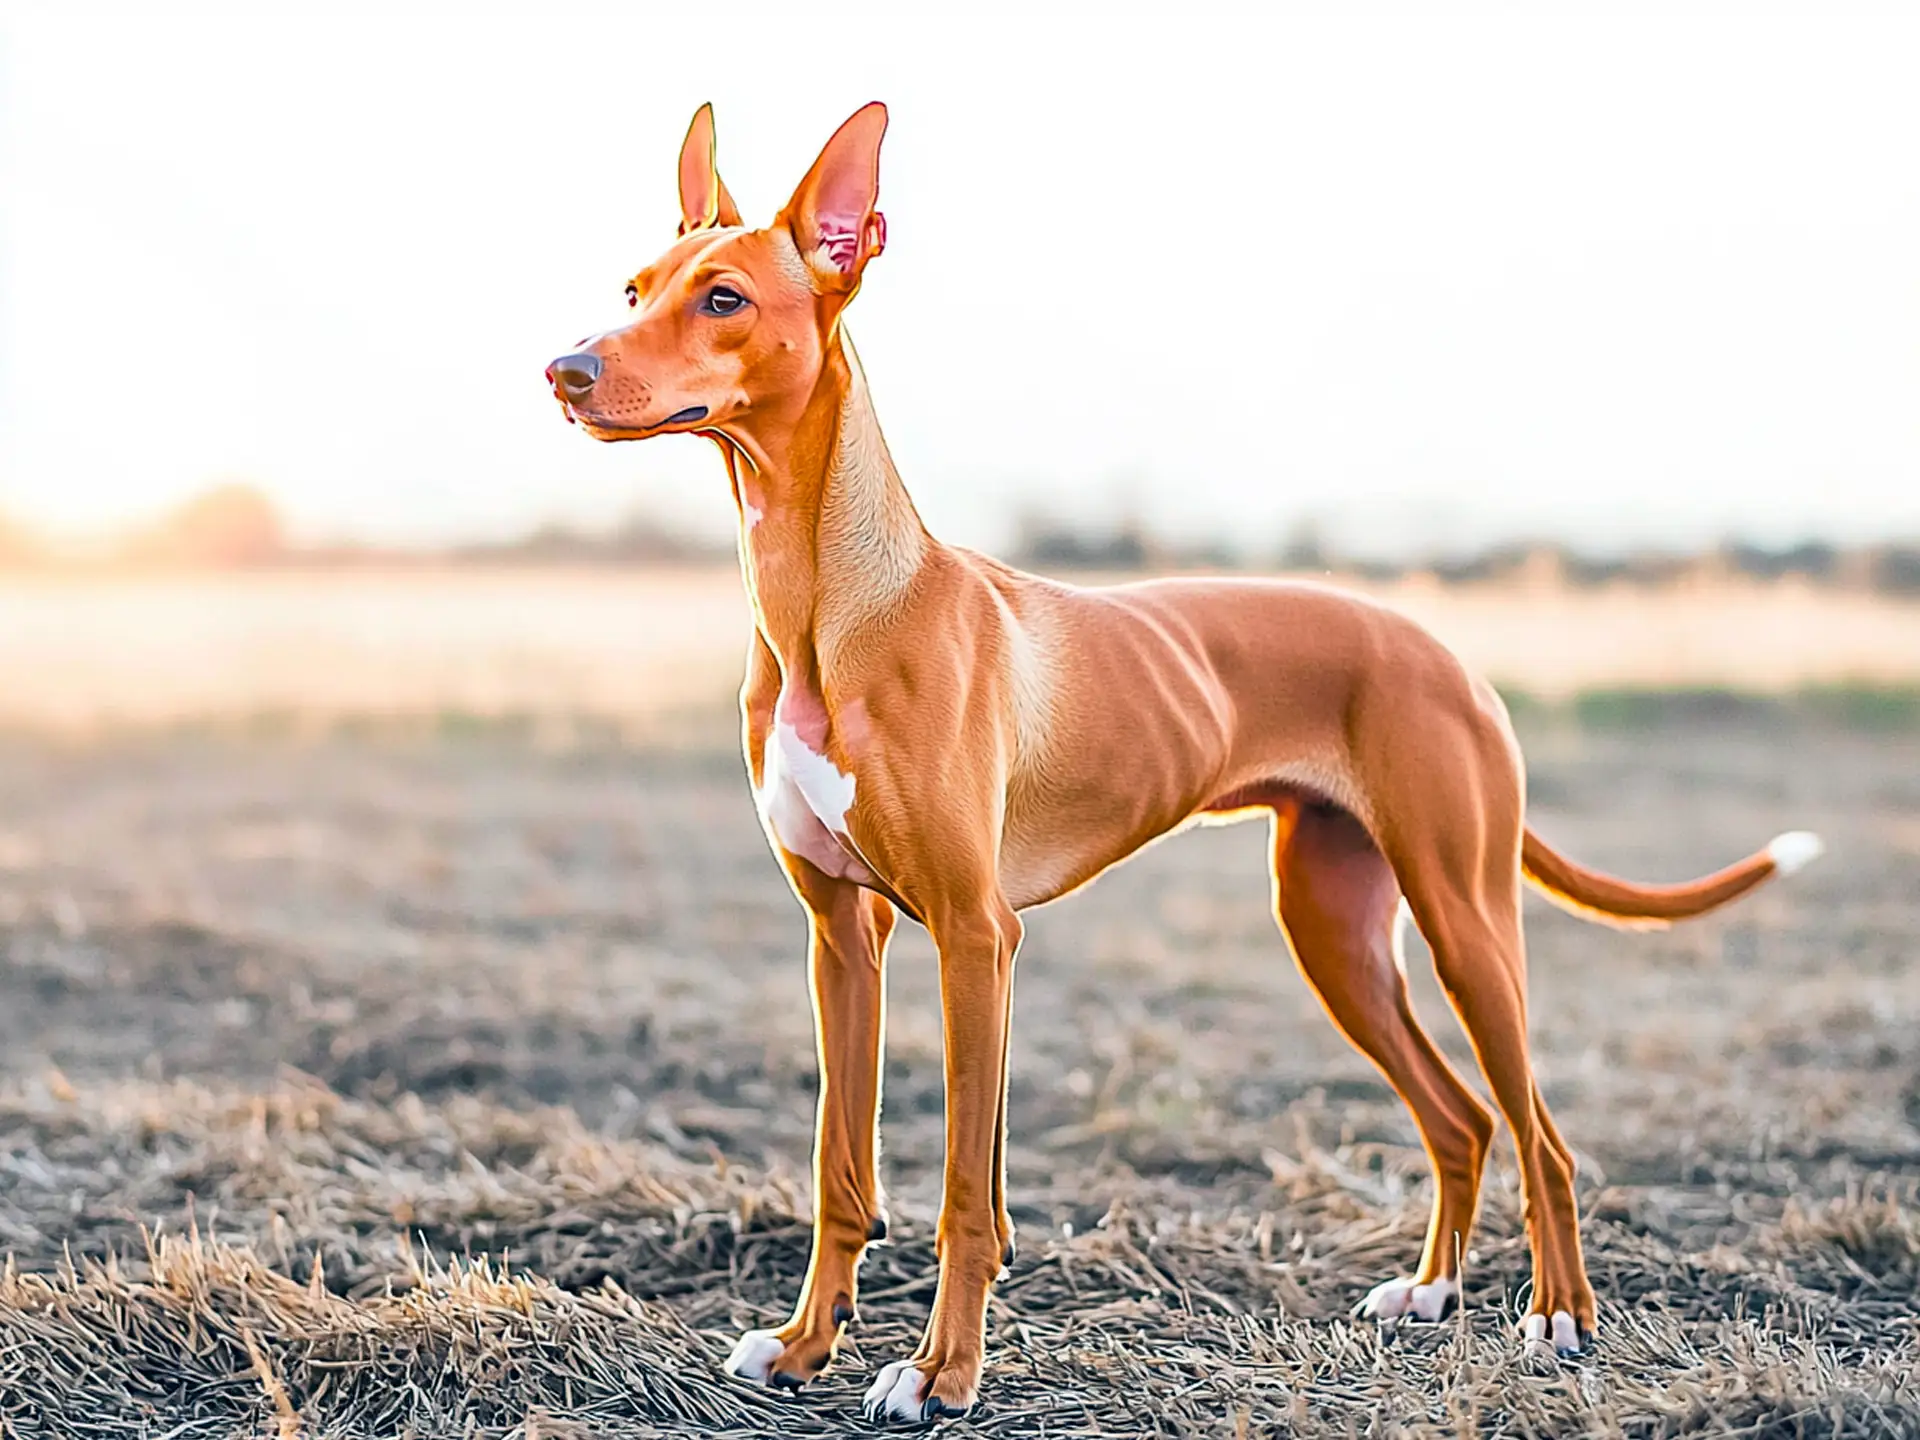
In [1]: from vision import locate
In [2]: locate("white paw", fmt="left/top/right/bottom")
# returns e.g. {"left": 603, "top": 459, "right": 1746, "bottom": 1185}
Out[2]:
{"left": 1355, "top": 1274, "right": 1459, "bottom": 1322}
{"left": 862, "top": 1357, "right": 950, "bottom": 1422}
{"left": 1520, "top": 1309, "right": 1586, "bottom": 1359}
{"left": 723, "top": 1328, "right": 785, "bottom": 1384}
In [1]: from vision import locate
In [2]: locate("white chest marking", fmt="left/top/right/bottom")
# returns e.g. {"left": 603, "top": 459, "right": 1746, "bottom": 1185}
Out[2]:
{"left": 765, "top": 717, "right": 856, "bottom": 833}
{"left": 756, "top": 707, "right": 864, "bottom": 878}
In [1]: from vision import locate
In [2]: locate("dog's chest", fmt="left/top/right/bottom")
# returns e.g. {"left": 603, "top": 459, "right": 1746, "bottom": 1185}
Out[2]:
{"left": 755, "top": 685, "right": 875, "bottom": 884}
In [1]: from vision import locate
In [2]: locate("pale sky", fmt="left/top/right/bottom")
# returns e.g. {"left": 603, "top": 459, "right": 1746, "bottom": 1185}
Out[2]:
{"left": 2, "top": 0, "right": 1916, "bottom": 558}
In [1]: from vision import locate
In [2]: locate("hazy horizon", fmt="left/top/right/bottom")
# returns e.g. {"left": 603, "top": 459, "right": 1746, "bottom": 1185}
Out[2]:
{"left": 3, "top": 1, "right": 1917, "bottom": 561}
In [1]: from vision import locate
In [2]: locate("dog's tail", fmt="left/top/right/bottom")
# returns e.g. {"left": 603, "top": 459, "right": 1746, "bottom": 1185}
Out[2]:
{"left": 1519, "top": 826, "right": 1823, "bottom": 929}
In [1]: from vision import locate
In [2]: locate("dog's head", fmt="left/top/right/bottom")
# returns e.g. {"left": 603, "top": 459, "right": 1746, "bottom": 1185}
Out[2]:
{"left": 545, "top": 102, "right": 887, "bottom": 443}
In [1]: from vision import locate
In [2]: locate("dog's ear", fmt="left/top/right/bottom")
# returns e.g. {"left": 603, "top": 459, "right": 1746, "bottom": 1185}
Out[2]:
{"left": 779, "top": 101, "right": 888, "bottom": 295}
{"left": 677, "top": 102, "right": 743, "bottom": 235}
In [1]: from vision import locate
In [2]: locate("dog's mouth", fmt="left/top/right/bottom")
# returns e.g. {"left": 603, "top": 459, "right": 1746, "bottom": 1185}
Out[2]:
{"left": 559, "top": 402, "right": 711, "bottom": 438}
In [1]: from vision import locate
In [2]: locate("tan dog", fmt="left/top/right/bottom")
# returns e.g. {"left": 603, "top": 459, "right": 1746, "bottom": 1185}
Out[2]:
{"left": 545, "top": 101, "right": 1822, "bottom": 1423}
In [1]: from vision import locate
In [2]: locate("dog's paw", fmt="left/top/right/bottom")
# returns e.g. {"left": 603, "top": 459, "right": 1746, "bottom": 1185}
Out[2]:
{"left": 1354, "top": 1274, "right": 1459, "bottom": 1322}
{"left": 723, "top": 1329, "right": 806, "bottom": 1390}
{"left": 861, "top": 1356, "right": 975, "bottom": 1424}
{"left": 1519, "top": 1309, "right": 1590, "bottom": 1361}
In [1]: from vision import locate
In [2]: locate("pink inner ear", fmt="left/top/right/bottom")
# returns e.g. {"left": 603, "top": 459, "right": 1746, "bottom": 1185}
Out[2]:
{"left": 817, "top": 222, "right": 861, "bottom": 273}
{"left": 816, "top": 211, "right": 885, "bottom": 274}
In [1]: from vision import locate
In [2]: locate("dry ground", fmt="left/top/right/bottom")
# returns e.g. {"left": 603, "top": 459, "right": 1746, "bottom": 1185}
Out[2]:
{"left": 1, "top": 718, "right": 1917, "bottom": 1437}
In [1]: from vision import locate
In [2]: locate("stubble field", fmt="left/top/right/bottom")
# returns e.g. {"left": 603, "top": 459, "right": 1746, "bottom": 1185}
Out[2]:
{"left": 0, "top": 571, "right": 1917, "bottom": 1437}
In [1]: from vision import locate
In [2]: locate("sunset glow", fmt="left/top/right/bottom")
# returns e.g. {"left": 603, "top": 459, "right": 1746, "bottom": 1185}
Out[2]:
{"left": 3, "top": 2, "right": 1916, "bottom": 559}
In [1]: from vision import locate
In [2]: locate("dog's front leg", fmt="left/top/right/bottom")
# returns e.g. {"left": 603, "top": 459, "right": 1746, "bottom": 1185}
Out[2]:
{"left": 864, "top": 891, "right": 1021, "bottom": 1423}
{"left": 726, "top": 860, "right": 894, "bottom": 1389}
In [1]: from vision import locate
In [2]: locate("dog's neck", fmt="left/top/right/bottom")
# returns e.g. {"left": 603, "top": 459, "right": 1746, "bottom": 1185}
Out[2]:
{"left": 715, "top": 329, "right": 928, "bottom": 681}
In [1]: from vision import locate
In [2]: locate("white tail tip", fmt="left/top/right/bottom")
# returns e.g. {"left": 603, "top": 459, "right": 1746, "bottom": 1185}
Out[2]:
{"left": 1766, "top": 830, "right": 1824, "bottom": 876}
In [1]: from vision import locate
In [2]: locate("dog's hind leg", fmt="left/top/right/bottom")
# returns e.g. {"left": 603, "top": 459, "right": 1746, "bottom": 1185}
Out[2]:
{"left": 1270, "top": 796, "right": 1497, "bottom": 1322}
{"left": 1404, "top": 871, "right": 1595, "bottom": 1355}
{"left": 1371, "top": 708, "right": 1597, "bottom": 1356}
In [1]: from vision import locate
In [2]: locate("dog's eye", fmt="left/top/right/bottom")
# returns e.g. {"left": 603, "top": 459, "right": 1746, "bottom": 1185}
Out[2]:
{"left": 702, "top": 286, "right": 747, "bottom": 316}
{"left": 625, "top": 285, "right": 639, "bottom": 308}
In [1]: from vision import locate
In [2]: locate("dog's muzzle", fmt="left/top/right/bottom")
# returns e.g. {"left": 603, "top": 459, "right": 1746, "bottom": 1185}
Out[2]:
{"left": 546, "top": 352, "right": 602, "bottom": 401}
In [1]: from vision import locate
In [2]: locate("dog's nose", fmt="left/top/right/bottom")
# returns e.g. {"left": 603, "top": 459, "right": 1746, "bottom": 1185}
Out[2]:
{"left": 547, "top": 352, "right": 602, "bottom": 399}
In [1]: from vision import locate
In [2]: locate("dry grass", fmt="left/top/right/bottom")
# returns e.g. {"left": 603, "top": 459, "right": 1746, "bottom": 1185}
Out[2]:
{"left": 5, "top": 1078, "right": 1917, "bottom": 1438}
{"left": 2, "top": 567, "right": 1917, "bottom": 736}
{"left": 0, "top": 1075, "right": 1912, "bottom": 1436}
{"left": 1, "top": 722, "right": 1918, "bottom": 1436}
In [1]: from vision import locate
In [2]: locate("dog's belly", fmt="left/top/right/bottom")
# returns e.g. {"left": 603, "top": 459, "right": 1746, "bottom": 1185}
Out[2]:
{"left": 996, "top": 797, "right": 1204, "bottom": 911}
{"left": 996, "top": 759, "right": 1365, "bottom": 912}
{"left": 995, "top": 762, "right": 1215, "bottom": 912}
{"left": 997, "top": 835, "right": 1118, "bottom": 911}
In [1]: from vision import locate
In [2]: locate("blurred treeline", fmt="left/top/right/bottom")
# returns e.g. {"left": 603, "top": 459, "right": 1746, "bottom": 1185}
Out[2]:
{"left": 0, "top": 486, "right": 733, "bottom": 571}
{"left": 4, "top": 484, "right": 1919, "bottom": 595}
{"left": 1009, "top": 511, "right": 1920, "bottom": 595}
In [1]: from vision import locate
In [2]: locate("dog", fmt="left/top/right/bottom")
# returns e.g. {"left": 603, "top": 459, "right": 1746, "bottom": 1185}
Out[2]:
{"left": 545, "top": 101, "right": 1822, "bottom": 1423}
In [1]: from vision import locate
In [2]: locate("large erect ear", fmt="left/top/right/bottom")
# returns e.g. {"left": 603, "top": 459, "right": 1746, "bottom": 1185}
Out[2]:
{"left": 779, "top": 101, "right": 888, "bottom": 294}
{"left": 677, "top": 103, "right": 743, "bottom": 235}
